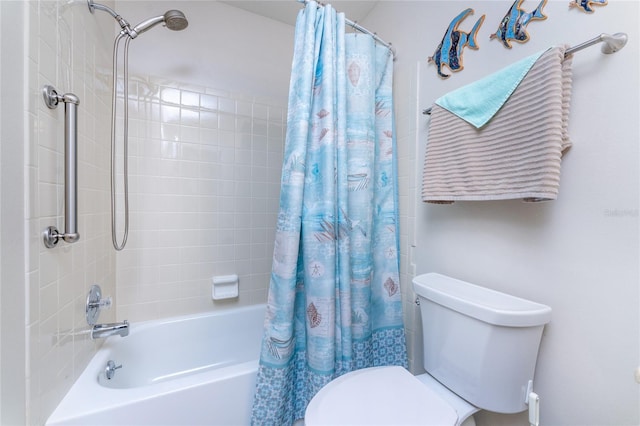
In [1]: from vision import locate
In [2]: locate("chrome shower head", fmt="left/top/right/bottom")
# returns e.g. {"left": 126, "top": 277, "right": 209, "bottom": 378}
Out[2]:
{"left": 164, "top": 10, "right": 189, "bottom": 31}
{"left": 131, "top": 10, "right": 188, "bottom": 38}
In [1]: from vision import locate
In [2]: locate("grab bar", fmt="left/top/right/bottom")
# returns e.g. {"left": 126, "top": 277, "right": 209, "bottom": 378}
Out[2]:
{"left": 42, "top": 85, "right": 81, "bottom": 248}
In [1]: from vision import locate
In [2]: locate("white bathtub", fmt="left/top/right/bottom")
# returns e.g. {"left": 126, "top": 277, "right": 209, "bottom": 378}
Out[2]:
{"left": 46, "top": 304, "right": 266, "bottom": 426}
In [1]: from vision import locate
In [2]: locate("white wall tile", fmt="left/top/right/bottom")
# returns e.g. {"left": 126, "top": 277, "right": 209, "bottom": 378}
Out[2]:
{"left": 200, "top": 94, "right": 218, "bottom": 111}
{"left": 117, "top": 77, "right": 284, "bottom": 320}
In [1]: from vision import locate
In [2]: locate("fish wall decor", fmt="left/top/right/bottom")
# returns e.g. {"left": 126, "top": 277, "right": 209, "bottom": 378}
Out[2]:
{"left": 569, "top": 0, "right": 607, "bottom": 13}
{"left": 428, "top": 8, "right": 485, "bottom": 79}
{"left": 491, "top": 0, "right": 548, "bottom": 48}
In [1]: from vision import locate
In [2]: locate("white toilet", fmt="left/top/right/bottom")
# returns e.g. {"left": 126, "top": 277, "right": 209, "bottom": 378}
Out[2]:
{"left": 305, "top": 273, "right": 552, "bottom": 426}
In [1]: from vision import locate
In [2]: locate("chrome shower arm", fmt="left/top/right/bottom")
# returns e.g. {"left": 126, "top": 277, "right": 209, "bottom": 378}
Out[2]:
{"left": 88, "top": 0, "right": 133, "bottom": 34}
{"left": 87, "top": 0, "right": 117, "bottom": 19}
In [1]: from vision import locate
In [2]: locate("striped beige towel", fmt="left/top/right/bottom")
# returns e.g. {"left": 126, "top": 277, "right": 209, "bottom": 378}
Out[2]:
{"left": 422, "top": 47, "right": 573, "bottom": 203}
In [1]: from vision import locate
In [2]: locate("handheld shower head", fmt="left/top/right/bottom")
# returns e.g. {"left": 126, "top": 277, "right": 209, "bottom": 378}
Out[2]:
{"left": 164, "top": 10, "right": 189, "bottom": 31}
{"left": 130, "top": 10, "right": 188, "bottom": 38}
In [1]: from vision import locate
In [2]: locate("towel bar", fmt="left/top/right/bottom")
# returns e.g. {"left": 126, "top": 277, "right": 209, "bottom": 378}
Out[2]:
{"left": 422, "top": 32, "right": 628, "bottom": 115}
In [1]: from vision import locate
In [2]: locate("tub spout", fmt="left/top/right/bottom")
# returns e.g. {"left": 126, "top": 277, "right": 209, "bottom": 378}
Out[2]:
{"left": 91, "top": 320, "right": 129, "bottom": 339}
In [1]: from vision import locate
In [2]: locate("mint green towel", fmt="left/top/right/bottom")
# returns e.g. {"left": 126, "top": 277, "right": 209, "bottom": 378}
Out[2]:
{"left": 435, "top": 48, "right": 549, "bottom": 128}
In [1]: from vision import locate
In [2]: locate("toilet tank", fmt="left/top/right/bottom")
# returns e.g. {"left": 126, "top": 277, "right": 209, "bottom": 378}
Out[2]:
{"left": 413, "top": 273, "right": 551, "bottom": 414}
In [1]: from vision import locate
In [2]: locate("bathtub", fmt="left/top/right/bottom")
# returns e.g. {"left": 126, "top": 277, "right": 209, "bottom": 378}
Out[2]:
{"left": 46, "top": 304, "right": 266, "bottom": 426}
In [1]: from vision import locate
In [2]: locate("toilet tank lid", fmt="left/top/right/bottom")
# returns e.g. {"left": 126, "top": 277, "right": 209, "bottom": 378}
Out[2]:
{"left": 413, "top": 273, "right": 552, "bottom": 327}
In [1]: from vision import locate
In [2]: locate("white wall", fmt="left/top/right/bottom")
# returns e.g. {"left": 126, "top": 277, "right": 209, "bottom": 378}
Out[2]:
{"left": 1, "top": 2, "right": 27, "bottom": 424}
{"left": 364, "top": 1, "right": 639, "bottom": 425}
{"left": 112, "top": 1, "right": 293, "bottom": 322}
{"left": 1, "top": 4, "right": 4, "bottom": 422}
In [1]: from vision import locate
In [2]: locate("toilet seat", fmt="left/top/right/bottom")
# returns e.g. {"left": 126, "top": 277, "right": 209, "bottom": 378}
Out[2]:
{"left": 304, "top": 366, "right": 459, "bottom": 425}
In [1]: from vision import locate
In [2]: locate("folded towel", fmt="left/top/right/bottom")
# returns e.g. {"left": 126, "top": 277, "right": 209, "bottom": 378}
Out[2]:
{"left": 435, "top": 49, "right": 546, "bottom": 128}
{"left": 422, "top": 46, "right": 573, "bottom": 204}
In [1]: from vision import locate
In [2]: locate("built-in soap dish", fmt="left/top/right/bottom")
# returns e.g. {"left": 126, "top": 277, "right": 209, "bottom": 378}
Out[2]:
{"left": 212, "top": 274, "right": 239, "bottom": 300}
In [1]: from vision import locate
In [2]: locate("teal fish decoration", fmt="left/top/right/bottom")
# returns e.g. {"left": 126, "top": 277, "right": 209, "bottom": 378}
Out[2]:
{"left": 491, "top": 0, "right": 548, "bottom": 48}
{"left": 569, "top": 0, "right": 607, "bottom": 13}
{"left": 428, "top": 8, "right": 485, "bottom": 79}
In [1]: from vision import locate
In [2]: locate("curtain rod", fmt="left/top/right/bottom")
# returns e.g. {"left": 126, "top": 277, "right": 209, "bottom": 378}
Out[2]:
{"left": 422, "top": 32, "right": 628, "bottom": 115}
{"left": 298, "top": 0, "right": 396, "bottom": 58}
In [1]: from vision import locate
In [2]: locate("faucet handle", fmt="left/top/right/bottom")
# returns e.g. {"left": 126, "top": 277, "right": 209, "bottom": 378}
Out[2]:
{"left": 86, "top": 284, "right": 112, "bottom": 326}
{"left": 89, "top": 296, "right": 112, "bottom": 310}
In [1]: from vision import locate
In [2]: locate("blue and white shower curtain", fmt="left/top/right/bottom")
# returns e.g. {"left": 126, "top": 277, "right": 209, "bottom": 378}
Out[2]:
{"left": 251, "top": 2, "right": 407, "bottom": 424}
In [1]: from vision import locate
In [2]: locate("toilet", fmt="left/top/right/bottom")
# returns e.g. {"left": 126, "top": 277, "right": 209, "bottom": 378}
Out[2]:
{"left": 305, "top": 273, "right": 552, "bottom": 426}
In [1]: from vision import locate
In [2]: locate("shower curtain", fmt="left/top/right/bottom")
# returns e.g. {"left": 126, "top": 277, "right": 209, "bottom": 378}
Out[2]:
{"left": 251, "top": 2, "right": 407, "bottom": 424}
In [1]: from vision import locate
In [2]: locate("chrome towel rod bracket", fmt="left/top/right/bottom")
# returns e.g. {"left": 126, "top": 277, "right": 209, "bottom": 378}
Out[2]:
{"left": 565, "top": 32, "right": 628, "bottom": 56}
{"left": 42, "top": 85, "right": 81, "bottom": 248}
{"left": 422, "top": 32, "right": 629, "bottom": 115}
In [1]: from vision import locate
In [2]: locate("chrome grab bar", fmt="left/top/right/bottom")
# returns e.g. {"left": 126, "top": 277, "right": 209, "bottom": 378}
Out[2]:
{"left": 42, "top": 85, "right": 81, "bottom": 248}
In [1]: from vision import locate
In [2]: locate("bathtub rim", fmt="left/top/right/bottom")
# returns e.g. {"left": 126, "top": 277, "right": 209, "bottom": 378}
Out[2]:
{"left": 113, "top": 302, "right": 267, "bottom": 336}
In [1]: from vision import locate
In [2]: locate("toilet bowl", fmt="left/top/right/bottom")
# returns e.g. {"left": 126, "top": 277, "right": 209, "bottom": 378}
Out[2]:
{"left": 305, "top": 366, "right": 478, "bottom": 426}
{"left": 304, "top": 273, "right": 552, "bottom": 426}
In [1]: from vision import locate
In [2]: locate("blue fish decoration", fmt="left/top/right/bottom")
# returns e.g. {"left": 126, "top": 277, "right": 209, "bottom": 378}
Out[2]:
{"left": 490, "top": 0, "right": 548, "bottom": 48}
{"left": 428, "top": 8, "right": 485, "bottom": 79}
{"left": 569, "top": 0, "right": 607, "bottom": 13}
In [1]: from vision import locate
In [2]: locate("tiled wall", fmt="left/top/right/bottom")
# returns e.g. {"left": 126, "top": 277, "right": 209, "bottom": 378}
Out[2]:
{"left": 115, "top": 76, "right": 285, "bottom": 321}
{"left": 25, "top": 0, "right": 114, "bottom": 423}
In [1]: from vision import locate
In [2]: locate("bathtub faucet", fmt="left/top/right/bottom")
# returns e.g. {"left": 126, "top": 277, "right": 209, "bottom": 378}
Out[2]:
{"left": 91, "top": 320, "right": 130, "bottom": 339}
